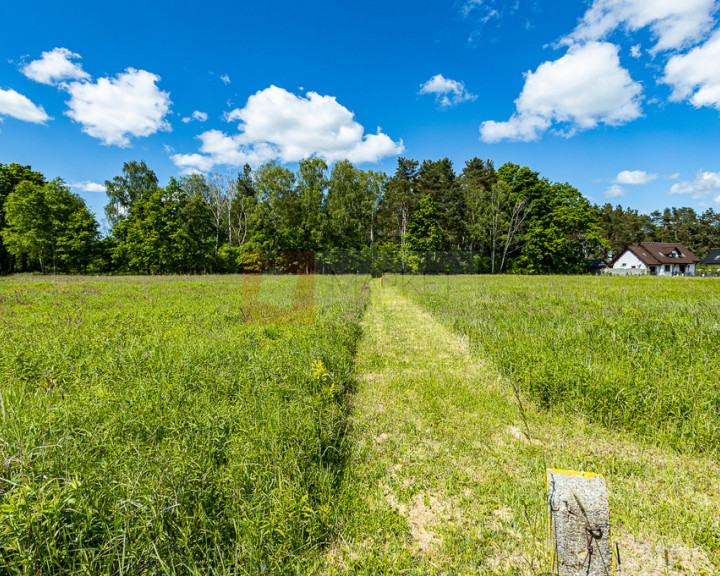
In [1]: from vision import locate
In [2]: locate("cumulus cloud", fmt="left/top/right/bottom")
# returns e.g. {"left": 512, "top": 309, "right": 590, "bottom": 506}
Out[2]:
{"left": 169, "top": 153, "right": 217, "bottom": 174}
{"left": 616, "top": 170, "right": 657, "bottom": 184}
{"left": 480, "top": 114, "right": 550, "bottom": 143}
{"left": 71, "top": 181, "right": 106, "bottom": 192}
{"left": 605, "top": 184, "right": 625, "bottom": 198}
{"left": 21, "top": 47, "right": 90, "bottom": 85}
{"left": 480, "top": 42, "right": 642, "bottom": 142}
{"left": 220, "top": 74, "right": 231, "bottom": 84}
{"left": 564, "top": 0, "right": 717, "bottom": 53}
{"left": 0, "top": 87, "right": 51, "bottom": 123}
{"left": 171, "top": 131, "right": 277, "bottom": 174}
{"left": 481, "top": 0, "right": 718, "bottom": 141}
{"left": 664, "top": 29, "right": 720, "bottom": 112}
{"left": 64, "top": 68, "right": 172, "bottom": 147}
{"left": 182, "top": 110, "right": 209, "bottom": 123}
{"left": 172, "top": 86, "right": 403, "bottom": 173}
{"left": 419, "top": 74, "right": 477, "bottom": 107}
{"left": 670, "top": 170, "right": 720, "bottom": 200}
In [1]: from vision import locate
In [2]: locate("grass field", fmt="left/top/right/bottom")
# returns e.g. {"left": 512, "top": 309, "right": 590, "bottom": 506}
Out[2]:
{"left": 326, "top": 278, "right": 719, "bottom": 574}
{"left": 0, "top": 275, "right": 368, "bottom": 575}
{"left": 1, "top": 273, "right": 718, "bottom": 575}
{"left": 394, "top": 275, "right": 720, "bottom": 456}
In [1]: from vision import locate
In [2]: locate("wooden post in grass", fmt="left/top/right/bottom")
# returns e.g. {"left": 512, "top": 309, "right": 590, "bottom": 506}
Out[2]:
{"left": 547, "top": 469, "right": 614, "bottom": 576}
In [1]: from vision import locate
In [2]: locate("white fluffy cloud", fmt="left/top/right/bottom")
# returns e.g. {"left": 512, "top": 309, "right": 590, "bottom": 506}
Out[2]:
{"left": 169, "top": 152, "right": 217, "bottom": 174}
{"left": 419, "top": 74, "right": 477, "bottom": 107}
{"left": 17, "top": 47, "right": 171, "bottom": 146}
{"left": 0, "top": 88, "right": 51, "bottom": 123}
{"left": 171, "top": 130, "right": 277, "bottom": 173}
{"left": 479, "top": 114, "right": 550, "bottom": 143}
{"left": 182, "top": 110, "right": 208, "bottom": 123}
{"left": 670, "top": 171, "right": 720, "bottom": 200}
{"left": 664, "top": 29, "right": 720, "bottom": 111}
{"left": 606, "top": 184, "right": 626, "bottom": 198}
{"left": 564, "top": 0, "right": 717, "bottom": 53}
{"left": 616, "top": 170, "right": 657, "bottom": 184}
{"left": 21, "top": 47, "right": 90, "bottom": 85}
{"left": 64, "top": 68, "right": 172, "bottom": 147}
{"left": 479, "top": 0, "right": 717, "bottom": 143}
{"left": 480, "top": 42, "right": 642, "bottom": 142}
{"left": 71, "top": 181, "right": 106, "bottom": 192}
{"left": 172, "top": 86, "right": 403, "bottom": 173}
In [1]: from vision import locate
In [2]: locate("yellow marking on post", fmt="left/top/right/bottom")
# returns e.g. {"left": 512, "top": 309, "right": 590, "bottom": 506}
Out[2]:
{"left": 548, "top": 468, "right": 604, "bottom": 480}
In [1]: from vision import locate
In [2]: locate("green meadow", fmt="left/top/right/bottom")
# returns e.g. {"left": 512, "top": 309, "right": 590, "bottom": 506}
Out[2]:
{"left": 394, "top": 275, "right": 720, "bottom": 455}
{"left": 1, "top": 274, "right": 718, "bottom": 575}
{"left": 0, "top": 275, "right": 369, "bottom": 574}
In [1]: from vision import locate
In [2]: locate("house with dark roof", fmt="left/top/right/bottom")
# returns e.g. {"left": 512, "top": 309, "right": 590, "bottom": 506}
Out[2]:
{"left": 587, "top": 259, "right": 608, "bottom": 275}
{"left": 701, "top": 249, "right": 720, "bottom": 266}
{"left": 611, "top": 242, "right": 700, "bottom": 276}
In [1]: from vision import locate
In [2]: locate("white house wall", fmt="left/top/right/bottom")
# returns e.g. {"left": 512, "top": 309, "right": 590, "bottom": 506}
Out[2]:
{"left": 656, "top": 263, "right": 696, "bottom": 276}
{"left": 613, "top": 251, "right": 647, "bottom": 270}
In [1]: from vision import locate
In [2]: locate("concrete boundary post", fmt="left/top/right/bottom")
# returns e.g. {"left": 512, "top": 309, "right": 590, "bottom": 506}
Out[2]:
{"left": 547, "top": 469, "right": 614, "bottom": 576}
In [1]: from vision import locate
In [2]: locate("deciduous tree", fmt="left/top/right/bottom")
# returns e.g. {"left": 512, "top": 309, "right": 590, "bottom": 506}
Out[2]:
{"left": 3, "top": 179, "right": 98, "bottom": 273}
{"left": 0, "top": 163, "right": 46, "bottom": 273}
{"left": 105, "top": 161, "right": 158, "bottom": 230}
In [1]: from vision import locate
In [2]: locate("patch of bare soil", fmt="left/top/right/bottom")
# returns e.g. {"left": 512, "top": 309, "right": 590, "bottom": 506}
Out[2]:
{"left": 613, "top": 527, "right": 716, "bottom": 575}
{"left": 507, "top": 425, "right": 542, "bottom": 445}
{"left": 383, "top": 487, "right": 453, "bottom": 552}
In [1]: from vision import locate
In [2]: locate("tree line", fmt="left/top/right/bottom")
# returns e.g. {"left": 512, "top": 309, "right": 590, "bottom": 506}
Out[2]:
{"left": 1, "top": 159, "right": 719, "bottom": 275}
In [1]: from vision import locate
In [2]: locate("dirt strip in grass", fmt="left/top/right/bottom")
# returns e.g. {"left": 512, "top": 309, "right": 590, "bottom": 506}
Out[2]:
{"left": 321, "top": 280, "right": 719, "bottom": 575}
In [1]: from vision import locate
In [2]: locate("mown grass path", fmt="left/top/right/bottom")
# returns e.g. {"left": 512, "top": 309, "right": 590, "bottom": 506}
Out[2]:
{"left": 322, "top": 280, "right": 719, "bottom": 575}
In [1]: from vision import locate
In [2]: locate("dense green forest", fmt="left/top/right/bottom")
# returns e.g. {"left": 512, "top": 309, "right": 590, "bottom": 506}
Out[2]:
{"left": 1, "top": 158, "right": 719, "bottom": 275}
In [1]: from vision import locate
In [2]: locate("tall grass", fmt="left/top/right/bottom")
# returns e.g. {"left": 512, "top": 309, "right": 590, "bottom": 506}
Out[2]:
{"left": 393, "top": 275, "right": 720, "bottom": 456}
{"left": 0, "top": 275, "right": 369, "bottom": 575}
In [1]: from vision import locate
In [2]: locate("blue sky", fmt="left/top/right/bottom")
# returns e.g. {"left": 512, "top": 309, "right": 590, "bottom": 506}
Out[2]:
{"left": 2, "top": 0, "right": 720, "bottom": 228}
